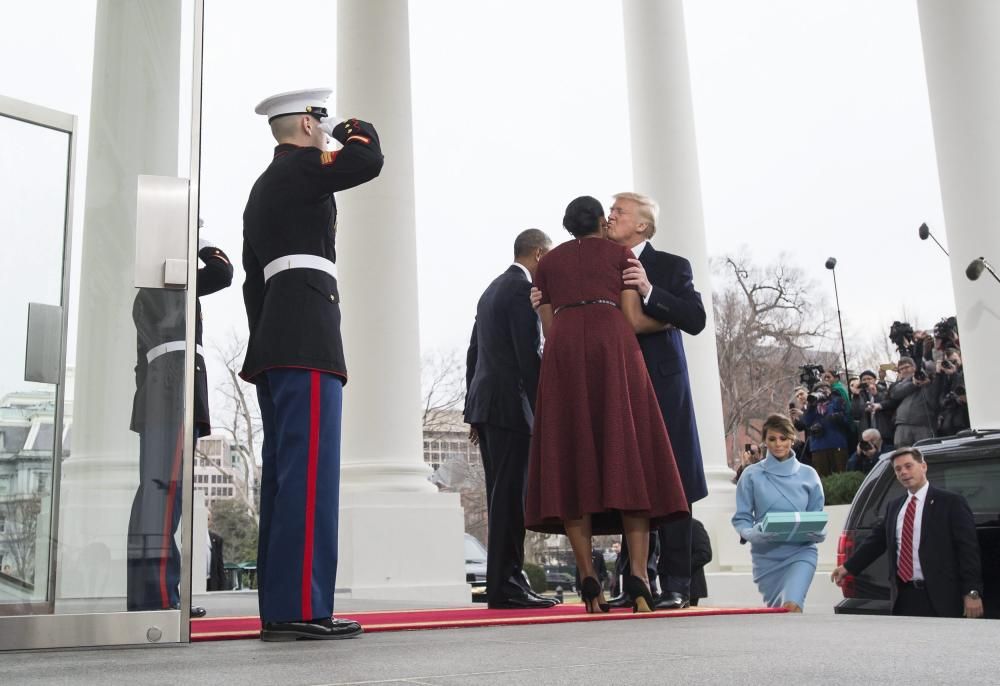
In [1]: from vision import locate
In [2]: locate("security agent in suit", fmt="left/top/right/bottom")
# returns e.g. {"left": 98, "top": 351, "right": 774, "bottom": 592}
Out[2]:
{"left": 832, "top": 447, "right": 984, "bottom": 618}
{"left": 128, "top": 232, "right": 233, "bottom": 617}
{"left": 465, "top": 229, "right": 556, "bottom": 610}
{"left": 606, "top": 192, "right": 709, "bottom": 610}
{"left": 242, "top": 88, "right": 383, "bottom": 641}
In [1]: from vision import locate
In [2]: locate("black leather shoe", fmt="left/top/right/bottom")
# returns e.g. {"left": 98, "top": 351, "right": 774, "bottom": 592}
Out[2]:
{"left": 488, "top": 593, "right": 557, "bottom": 609}
{"left": 260, "top": 617, "right": 364, "bottom": 641}
{"left": 606, "top": 593, "right": 631, "bottom": 608}
{"left": 169, "top": 603, "right": 207, "bottom": 618}
{"left": 655, "top": 591, "right": 691, "bottom": 610}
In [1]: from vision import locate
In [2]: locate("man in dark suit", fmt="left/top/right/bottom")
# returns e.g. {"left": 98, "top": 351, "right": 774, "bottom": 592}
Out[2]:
{"left": 606, "top": 192, "right": 709, "bottom": 610}
{"left": 465, "top": 229, "right": 556, "bottom": 610}
{"left": 832, "top": 447, "right": 984, "bottom": 618}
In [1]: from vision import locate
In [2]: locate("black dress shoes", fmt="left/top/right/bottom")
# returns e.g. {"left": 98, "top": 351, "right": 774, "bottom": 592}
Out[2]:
{"left": 260, "top": 617, "right": 364, "bottom": 641}
{"left": 488, "top": 593, "right": 557, "bottom": 609}
{"left": 655, "top": 591, "right": 691, "bottom": 610}
{"left": 606, "top": 593, "right": 631, "bottom": 609}
{"left": 169, "top": 604, "right": 207, "bottom": 618}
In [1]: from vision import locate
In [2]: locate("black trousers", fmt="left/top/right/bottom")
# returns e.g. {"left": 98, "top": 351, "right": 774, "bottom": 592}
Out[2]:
{"left": 476, "top": 423, "right": 530, "bottom": 604}
{"left": 893, "top": 581, "right": 936, "bottom": 617}
{"left": 657, "top": 511, "right": 694, "bottom": 595}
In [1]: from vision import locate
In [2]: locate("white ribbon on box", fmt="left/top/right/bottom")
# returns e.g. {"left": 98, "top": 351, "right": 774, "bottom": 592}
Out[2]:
{"left": 786, "top": 511, "right": 802, "bottom": 542}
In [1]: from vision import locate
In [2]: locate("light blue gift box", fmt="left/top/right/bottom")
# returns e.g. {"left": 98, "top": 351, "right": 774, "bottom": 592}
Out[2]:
{"left": 761, "top": 511, "right": 828, "bottom": 543}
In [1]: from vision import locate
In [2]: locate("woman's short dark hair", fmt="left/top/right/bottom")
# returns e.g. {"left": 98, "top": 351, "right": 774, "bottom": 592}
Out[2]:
{"left": 563, "top": 196, "right": 604, "bottom": 237}
{"left": 761, "top": 413, "right": 796, "bottom": 441}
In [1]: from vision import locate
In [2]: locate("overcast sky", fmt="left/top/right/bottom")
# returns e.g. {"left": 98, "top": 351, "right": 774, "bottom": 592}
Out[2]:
{"left": 0, "top": 0, "right": 956, "bottom": 413}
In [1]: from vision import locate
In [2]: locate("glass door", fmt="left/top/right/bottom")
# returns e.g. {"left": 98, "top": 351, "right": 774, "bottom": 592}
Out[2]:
{"left": 0, "top": 0, "right": 204, "bottom": 650}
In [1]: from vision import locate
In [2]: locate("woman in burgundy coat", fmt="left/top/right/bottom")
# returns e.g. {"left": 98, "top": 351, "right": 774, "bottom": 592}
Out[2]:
{"left": 525, "top": 196, "right": 688, "bottom": 613}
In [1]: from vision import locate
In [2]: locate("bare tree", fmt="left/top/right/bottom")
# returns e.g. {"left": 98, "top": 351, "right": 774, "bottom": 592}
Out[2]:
{"left": 209, "top": 330, "right": 262, "bottom": 519}
{"left": 421, "top": 348, "right": 498, "bottom": 546}
{"left": 0, "top": 494, "right": 41, "bottom": 582}
{"left": 421, "top": 349, "right": 467, "bottom": 433}
{"left": 713, "top": 251, "right": 833, "bottom": 462}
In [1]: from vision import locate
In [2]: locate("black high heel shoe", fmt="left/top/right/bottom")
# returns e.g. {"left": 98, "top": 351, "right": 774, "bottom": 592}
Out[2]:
{"left": 580, "top": 577, "right": 610, "bottom": 614}
{"left": 624, "top": 574, "right": 655, "bottom": 613}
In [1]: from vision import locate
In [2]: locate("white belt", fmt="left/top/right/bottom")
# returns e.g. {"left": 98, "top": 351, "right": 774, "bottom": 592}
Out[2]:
{"left": 146, "top": 341, "right": 206, "bottom": 365}
{"left": 263, "top": 254, "right": 338, "bottom": 283}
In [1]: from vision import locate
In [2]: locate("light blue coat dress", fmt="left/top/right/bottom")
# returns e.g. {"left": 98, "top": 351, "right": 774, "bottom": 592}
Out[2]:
{"left": 731, "top": 452, "right": 825, "bottom": 608}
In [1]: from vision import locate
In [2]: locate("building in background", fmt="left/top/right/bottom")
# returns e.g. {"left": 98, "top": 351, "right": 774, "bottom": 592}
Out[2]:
{"left": 194, "top": 434, "right": 254, "bottom": 510}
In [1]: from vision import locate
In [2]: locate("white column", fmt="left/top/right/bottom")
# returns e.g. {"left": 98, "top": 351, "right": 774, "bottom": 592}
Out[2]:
{"left": 57, "top": 0, "right": 182, "bottom": 601}
{"left": 917, "top": 0, "right": 1000, "bottom": 429}
{"left": 335, "top": 0, "right": 467, "bottom": 601}
{"left": 621, "top": 0, "right": 737, "bottom": 571}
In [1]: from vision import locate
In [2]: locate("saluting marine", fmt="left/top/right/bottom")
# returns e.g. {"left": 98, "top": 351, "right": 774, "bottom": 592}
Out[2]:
{"left": 242, "top": 88, "right": 383, "bottom": 641}
{"left": 128, "top": 228, "right": 233, "bottom": 616}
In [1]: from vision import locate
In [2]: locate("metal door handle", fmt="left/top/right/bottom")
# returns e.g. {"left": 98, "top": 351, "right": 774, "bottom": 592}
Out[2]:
{"left": 134, "top": 175, "right": 190, "bottom": 288}
{"left": 24, "top": 303, "right": 63, "bottom": 384}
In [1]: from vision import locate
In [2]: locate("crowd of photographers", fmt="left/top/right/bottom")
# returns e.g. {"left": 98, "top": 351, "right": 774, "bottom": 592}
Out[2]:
{"left": 737, "top": 317, "right": 970, "bottom": 479}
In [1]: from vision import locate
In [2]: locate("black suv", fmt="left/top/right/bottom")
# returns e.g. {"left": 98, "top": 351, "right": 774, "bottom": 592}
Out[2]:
{"left": 834, "top": 430, "right": 1000, "bottom": 617}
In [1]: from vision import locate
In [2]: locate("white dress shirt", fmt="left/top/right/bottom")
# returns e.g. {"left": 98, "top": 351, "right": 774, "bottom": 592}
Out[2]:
{"left": 895, "top": 480, "right": 929, "bottom": 581}
{"left": 512, "top": 262, "right": 531, "bottom": 282}
{"left": 629, "top": 241, "right": 653, "bottom": 305}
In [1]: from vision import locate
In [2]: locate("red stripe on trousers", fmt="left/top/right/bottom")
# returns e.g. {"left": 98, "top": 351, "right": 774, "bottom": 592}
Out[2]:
{"left": 301, "top": 371, "right": 321, "bottom": 619}
{"left": 160, "top": 427, "right": 185, "bottom": 608}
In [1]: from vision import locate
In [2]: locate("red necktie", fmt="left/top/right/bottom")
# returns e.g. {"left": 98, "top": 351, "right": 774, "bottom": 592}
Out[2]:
{"left": 897, "top": 495, "right": 918, "bottom": 583}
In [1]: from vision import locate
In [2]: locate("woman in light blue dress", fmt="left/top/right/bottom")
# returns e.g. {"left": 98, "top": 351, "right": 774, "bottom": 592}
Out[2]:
{"left": 732, "top": 413, "right": 825, "bottom": 611}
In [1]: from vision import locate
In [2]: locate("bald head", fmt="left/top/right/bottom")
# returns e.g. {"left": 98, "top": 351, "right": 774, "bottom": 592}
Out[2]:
{"left": 861, "top": 428, "right": 881, "bottom": 444}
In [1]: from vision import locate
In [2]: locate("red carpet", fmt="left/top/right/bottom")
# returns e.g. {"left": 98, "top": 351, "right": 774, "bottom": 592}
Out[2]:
{"left": 191, "top": 604, "right": 786, "bottom": 641}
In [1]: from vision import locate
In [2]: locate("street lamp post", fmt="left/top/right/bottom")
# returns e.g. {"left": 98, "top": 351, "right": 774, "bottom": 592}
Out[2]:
{"left": 825, "top": 257, "right": 850, "bottom": 378}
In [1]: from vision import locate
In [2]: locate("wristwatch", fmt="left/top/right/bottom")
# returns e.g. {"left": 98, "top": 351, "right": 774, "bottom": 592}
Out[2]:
{"left": 966, "top": 590, "right": 981, "bottom": 600}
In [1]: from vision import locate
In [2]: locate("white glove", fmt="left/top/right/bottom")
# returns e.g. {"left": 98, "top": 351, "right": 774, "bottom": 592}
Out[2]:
{"left": 741, "top": 524, "right": 782, "bottom": 544}
{"left": 319, "top": 116, "right": 344, "bottom": 137}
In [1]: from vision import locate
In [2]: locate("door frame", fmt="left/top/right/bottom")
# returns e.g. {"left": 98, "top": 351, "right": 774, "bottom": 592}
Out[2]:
{"left": 0, "top": 0, "right": 205, "bottom": 650}
{"left": 0, "top": 93, "right": 77, "bottom": 616}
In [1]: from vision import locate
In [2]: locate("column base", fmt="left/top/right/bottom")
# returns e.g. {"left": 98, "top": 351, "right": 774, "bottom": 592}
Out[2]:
{"left": 336, "top": 490, "right": 470, "bottom": 603}
{"left": 56, "top": 451, "right": 138, "bottom": 599}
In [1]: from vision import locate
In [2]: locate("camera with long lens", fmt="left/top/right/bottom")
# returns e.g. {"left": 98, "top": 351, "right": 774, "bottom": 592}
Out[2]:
{"left": 933, "top": 316, "right": 959, "bottom": 346}
{"left": 799, "top": 364, "right": 825, "bottom": 391}
{"left": 889, "top": 320, "right": 915, "bottom": 356}
{"left": 806, "top": 387, "right": 828, "bottom": 405}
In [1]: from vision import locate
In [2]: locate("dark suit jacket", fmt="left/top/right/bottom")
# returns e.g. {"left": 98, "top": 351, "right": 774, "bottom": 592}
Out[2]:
{"left": 635, "top": 243, "right": 708, "bottom": 503}
{"left": 844, "top": 485, "right": 983, "bottom": 617}
{"left": 464, "top": 265, "right": 540, "bottom": 434}
{"left": 690, "top": 518, "right": 713, "bottom": 599}
{"left": 208, "top": 530, "right": 226, "bottom": 591}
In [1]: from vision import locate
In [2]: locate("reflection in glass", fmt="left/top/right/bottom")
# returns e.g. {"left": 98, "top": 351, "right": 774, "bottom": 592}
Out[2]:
{"left": 0, "top": 116, "right": 69, "bottom": 610}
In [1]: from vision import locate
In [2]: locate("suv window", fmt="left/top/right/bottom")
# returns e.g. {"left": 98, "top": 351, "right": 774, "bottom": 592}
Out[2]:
{"left": 856, "top": 461, "right": 905, "bottom": 530}
{"left": 929, "top": 458, "right": 1000, "bottom": 524}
